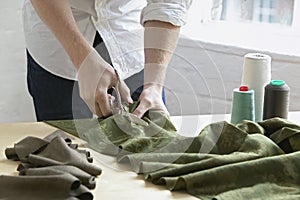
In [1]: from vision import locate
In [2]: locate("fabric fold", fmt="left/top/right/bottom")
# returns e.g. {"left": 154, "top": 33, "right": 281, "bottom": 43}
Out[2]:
{"left": 3, "top": 130, "right": 102, "bottom": 200}
{"left": 46, "top": 105, "right": 300, "bottom": 200}
{"left": 19, "top": 165, "right": 97, "bottom": 189}
{"left": 5, "top": 136, "right": 48, "bottom": 161}
{"left": 0, "top": 174, "right": 93, "bottom": 200}
{"left": 25, "top": 136, "right": 102, "bottom": 176}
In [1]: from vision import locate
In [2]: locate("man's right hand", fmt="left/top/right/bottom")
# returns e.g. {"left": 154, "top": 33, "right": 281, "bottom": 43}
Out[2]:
{"left": 30, "top": 0, "right": 133, "bottom": 117}
{"left": 77, "top": 48, "right": 133, "bottom": 117}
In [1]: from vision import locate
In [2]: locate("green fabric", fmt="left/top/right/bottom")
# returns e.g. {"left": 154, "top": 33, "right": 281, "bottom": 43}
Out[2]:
{"left": 46, "top": 104, "right": 300, "bottom": 200}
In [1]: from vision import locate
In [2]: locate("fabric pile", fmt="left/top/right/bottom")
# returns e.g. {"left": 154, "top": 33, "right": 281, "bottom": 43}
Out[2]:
{"left": 47, "top": 103, "right": 300, "bottom": 200}
{"left": 0, "top": 130, "right": 102, "bottom": 200}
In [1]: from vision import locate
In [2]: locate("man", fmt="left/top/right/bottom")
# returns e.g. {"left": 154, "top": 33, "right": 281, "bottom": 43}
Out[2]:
{"left": 23, "top": 0, "right": 192, "bottom": 121}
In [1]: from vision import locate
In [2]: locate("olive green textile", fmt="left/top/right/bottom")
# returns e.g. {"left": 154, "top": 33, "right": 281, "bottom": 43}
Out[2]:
{"left": 46, "top": 105, "right": 300, "bottom": 200}
{"left": 2, "top": 131, "right": 101, "bottom": 200}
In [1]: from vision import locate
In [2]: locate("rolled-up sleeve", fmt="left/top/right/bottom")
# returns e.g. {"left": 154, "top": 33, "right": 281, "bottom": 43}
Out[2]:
{"left": 141, "top": 0, "right": 193, "bottom": 26}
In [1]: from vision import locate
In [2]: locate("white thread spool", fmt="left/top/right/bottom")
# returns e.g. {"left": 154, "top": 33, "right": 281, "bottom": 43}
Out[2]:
{"left": 241, "top": 53, "right": 271, "bottom": 122}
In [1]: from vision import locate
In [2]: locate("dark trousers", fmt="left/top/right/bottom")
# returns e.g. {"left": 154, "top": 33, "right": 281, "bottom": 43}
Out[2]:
{"left": 27, "top": 32, "right": 141, "bottom": 121}
{"left": 27, "top": 32, "right": 165, "bottom": 121}
{"left": 27, "top": 50, "right": 147, "bottom": 121}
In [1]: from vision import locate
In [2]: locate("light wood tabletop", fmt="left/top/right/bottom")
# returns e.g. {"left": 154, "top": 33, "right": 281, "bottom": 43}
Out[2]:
{"left": 1, "top": 113, "right": 299, "bottom": 199}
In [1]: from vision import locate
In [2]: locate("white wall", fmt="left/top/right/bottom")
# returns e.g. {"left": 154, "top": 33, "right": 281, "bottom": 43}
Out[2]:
{"left": 0, "top": 1, "right": 36, "bottom": 123}
{"left": 166, "top": 39, "right": 300, "bottom": 116}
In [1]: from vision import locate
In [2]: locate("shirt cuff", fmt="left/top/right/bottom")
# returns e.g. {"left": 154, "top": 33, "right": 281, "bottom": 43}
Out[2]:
{"left": 141, "top": 1, "right": 192, "bottom": 26}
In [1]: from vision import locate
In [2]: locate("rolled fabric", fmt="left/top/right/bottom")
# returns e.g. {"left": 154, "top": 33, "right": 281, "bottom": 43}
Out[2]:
{"left": 27, "top": 136, "right": 102, "bottom": 176}
{"left": 0, "top": 174, "right": 93, "bottom": 200}
{"left": 5, "top": 136, "right": 48, "bottom": 161}
{"left": 3, "top": 131, "right": 100, "bottom": 200}
{"left": 5, "top": 133, "right": 102, "bottom": 176}
{"left": 19, "top": 165, "right": 97, "bottom": 189}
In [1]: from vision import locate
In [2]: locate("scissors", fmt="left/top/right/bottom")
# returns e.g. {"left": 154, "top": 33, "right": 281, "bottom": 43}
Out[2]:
{"left": 109, "top": 70, "right": 148, "bottom": 126}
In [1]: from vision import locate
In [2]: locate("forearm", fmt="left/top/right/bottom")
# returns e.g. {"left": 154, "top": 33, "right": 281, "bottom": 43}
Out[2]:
{"left": 144, "top": 21, "right": 180, "bottom": 93}
{"left": 30, "top": 0, "right": 92, "bottom": 69}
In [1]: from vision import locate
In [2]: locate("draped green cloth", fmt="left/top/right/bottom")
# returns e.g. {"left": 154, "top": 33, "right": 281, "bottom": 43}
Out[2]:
{"left": 47, "top": 104, "right": 300, "bottom": 200}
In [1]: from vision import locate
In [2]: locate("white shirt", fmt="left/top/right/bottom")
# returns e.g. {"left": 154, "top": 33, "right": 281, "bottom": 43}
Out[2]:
{"left": 22, "top": 0, "right": 192, "bottom": 80}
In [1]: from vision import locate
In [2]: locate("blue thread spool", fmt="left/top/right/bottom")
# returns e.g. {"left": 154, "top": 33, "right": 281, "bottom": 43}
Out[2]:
{"left": 231, "top": 86, "right": 255, "bottom": 124}
{"left": 263, "top": 80, "right": 290, "bottom": 120}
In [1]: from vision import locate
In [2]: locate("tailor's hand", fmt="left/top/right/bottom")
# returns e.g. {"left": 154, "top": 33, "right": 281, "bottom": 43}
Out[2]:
{"left": 133, "top": 85, "right": 169, "bottom": 118}
{"left": 77, "top": 48, "right": 133, "bottom": 117}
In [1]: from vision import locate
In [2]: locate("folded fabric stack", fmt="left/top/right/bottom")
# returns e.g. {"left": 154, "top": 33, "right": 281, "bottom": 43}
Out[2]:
{"left": 47, "top": 103, "right": 300, "bottom": 200}
{"left": 0, "top": 130, "right": 102, "bottom": 200}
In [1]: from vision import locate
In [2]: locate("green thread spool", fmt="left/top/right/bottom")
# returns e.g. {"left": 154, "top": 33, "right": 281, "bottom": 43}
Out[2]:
{"left": 231, "top": 86, "right": 255, "bottom": 124}
{"left": 263, "top": 80, "right": 290, "bottom": 120}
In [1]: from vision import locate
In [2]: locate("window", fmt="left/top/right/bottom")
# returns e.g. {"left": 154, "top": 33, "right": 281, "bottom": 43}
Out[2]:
{"left": 221, "top": 0, "right": 294, "bottom": 26}
{"left": 181, "top": 0, "right": 300, "bottom": 56}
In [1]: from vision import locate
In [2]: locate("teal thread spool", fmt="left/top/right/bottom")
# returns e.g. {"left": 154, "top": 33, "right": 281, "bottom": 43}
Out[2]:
{"left": 231, "top": 86, "right": 255, "bottom": 124}
{"left": 263, "top": 80, "right": 290, "bottom": 120}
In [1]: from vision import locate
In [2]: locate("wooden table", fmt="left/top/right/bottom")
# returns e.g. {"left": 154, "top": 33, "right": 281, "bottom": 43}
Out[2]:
{"left": 1, "top": 113, "right": 299, "bottom": 199}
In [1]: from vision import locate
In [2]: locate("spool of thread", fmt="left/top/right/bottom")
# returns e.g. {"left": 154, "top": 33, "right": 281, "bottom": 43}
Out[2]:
{"left": 241, "top": 53, "right": 271, "bottom": 122}
{"left": 263, "top": 80, "right": 290, "bottom": 120}
{"left": 230, "top": 86, "right": 255, "bottom": 124}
